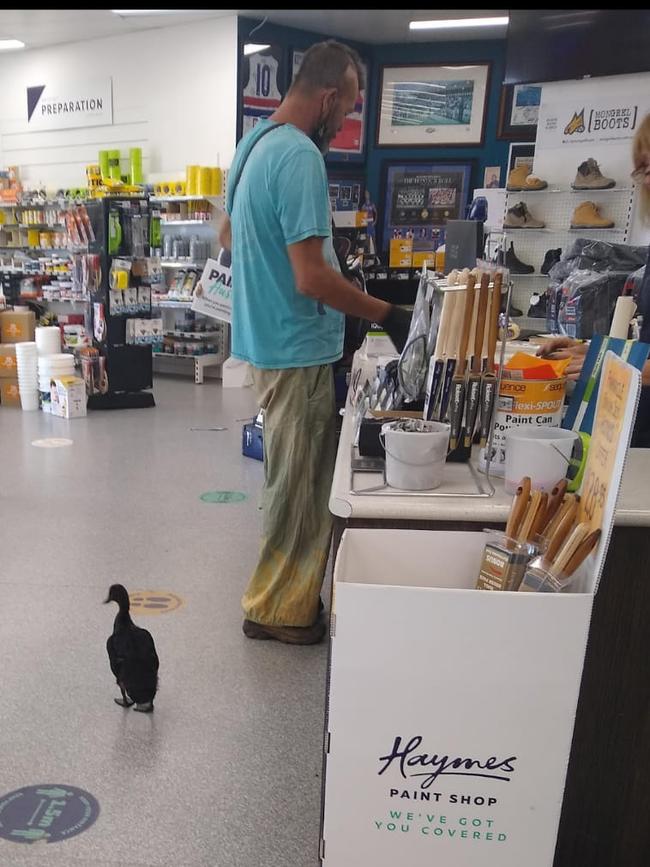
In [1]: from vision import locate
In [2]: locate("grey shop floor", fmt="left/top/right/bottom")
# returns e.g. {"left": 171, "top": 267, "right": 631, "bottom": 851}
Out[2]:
{"left": 0, "top": 376, "right": 329, "bottom": 867}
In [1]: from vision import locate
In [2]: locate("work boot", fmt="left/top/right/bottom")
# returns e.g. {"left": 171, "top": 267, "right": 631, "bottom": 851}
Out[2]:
{"left": 540, "top": 248, "right": 562, "bottom": 275}
{"left": 503, "top": 202, "right": 545, "bottom": 229}
{"left": 570, "top": 201, "right": 614, "bottom": 229}
{"left": 527, "top": 292, "right": 547, "bottom": 318}
{"left": 505, "top": 241, "right": 534, "bottom": 274}
{"left": 243, "top": 618, "right": 327, "bottom": 645}
{"left": 571, "top": 158, "right": 615, "bottom": 190}
{"left": 506, "top": 165, "right": 548, "bottom": 191}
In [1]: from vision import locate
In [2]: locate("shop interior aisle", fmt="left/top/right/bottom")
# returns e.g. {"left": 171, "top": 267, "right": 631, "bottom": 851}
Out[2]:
{"left": 0, "top": 377, "right": 328, "bottom": 867}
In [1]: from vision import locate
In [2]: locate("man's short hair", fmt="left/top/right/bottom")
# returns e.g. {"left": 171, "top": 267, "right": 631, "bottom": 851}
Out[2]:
{"left": 292, "top": 40, "right": 365, "bottom": 94}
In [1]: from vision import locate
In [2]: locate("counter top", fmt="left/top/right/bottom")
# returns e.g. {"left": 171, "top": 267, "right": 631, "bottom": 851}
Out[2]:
{"left": 329, "top": 352, "right": 650, "bottom": 527}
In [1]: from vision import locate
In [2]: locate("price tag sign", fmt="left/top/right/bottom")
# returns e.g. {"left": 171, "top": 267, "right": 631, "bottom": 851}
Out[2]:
{"left": 579, "top": 352, "right": 634, "bottom": 532}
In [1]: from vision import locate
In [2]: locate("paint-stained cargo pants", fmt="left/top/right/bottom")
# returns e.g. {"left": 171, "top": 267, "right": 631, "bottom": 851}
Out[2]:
{"left": 242, "top": 364, "right": 337, "bottom": 627}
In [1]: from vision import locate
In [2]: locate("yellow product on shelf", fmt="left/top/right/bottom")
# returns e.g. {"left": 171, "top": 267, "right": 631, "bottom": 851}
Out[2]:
{"left": 172, "top": 181, "right": 186, "bottom": 196}
{"left": 186, "top": 165, "right": 199, "bottom": 196}
{"left": 198, "top": 166, "right": 211, "bottom": 196}
{"left": 210, "top": 167, "right": 223, "bottom": 196}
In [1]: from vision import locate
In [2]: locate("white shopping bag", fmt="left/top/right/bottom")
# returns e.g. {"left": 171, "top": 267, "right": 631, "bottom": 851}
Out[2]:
{"left": 191, "top": 249, "right": 232, "bottom": 322}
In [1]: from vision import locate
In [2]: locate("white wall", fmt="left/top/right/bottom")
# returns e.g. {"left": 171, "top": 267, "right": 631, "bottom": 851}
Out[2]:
{"left": 0, "top": 16, "right": 238, "bottom": 190}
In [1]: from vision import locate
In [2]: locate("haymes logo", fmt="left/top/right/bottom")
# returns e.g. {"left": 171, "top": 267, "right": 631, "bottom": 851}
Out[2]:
{"left": 564, "top": 109, "right": 586, "bottom": 135}
{"left": 378, "top": 736, "right": 517, "bottom": 790}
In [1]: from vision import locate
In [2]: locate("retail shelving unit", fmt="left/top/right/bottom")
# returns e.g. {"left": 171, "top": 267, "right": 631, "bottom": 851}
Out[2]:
{"left": 85, "top": 196, "right": 155, "bottom": 409}
{"left": 497, "top": 183, "right": 638, "bottom": 328}
{"left": 149, "top": 191, "right": 230, "bottom": 382}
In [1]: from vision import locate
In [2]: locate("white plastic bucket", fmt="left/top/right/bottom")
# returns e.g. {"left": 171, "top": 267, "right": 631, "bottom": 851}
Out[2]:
{"left": 381, "top": 419, "right": 450, "bottom": 490}
{"left": 504, "top": 427, "right": 578, "bottom": 494}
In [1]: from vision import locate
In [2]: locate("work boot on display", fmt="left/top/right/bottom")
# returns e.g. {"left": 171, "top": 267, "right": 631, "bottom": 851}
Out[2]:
{"left": 527, "top": 292, "right": 548, "bottom": 318}
{"left": 506, "top": 165, "right": 548, "bottom": 191}
{"left": 505, "top": 241, "right": 534, "bottom": 274}
{"left": 503, "top": 202, "right": 546, "bottom": 229}
{"left": 570, "top": 201, "right": 614, "bottom": 229}
{"left": 540, "top": 248, "right": 562, "bottom": 275}
{"left": 571, "top": 158, "right": 616, "bottom": 190}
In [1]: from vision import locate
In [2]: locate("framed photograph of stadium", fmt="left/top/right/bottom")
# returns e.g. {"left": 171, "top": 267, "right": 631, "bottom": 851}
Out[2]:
{"left": 380, "top": 160, "right": 473, "bottom": 254}
{"left": 376, "top": 62, "right": 490, "bottom": 147}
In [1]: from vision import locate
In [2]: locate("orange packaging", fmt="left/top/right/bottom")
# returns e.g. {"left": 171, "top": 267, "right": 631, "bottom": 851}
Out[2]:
{"left": 0, "top": 344, "right": 17, "bottom": 378}
{"left": 0, "top": 309, "right": 36, "bottom": 343}
{"left": 0, "top": 377, "right": 20, "bottom": 406}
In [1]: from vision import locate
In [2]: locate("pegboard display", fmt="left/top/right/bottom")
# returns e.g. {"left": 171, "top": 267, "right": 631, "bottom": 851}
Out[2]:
{"left": 498, "top": 184, "right": 638, "bottom": 321}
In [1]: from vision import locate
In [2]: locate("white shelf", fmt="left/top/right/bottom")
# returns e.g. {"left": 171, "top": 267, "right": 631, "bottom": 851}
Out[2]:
{"left": 153, "top": 350, "right": 224, "bottom": 383}
{"left": 508, "top": 187, "right": 633, "bottom": 194}
{"left": 160, "top": 260, "right": 206, "bottom": 269}
{"left": 503, "top": 227, "right": 624, "bottom": 234}
{"left": 161, "top": 220, "right": 213, "bottom": 226}
{"left": 165, "top": 330, "right": 220, "bottom": 339}
{"left": 153, "top": 299, "right": 194, "bottom": 308}
{"left": 509, "top": 273, "right": 550, "bottom": 278}
{"left": 150, "top": 195, "right": 222, "bottom": 203}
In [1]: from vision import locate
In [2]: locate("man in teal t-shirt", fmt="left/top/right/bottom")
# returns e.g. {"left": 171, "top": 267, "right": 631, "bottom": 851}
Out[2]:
{"left": 220, "top": 40, "right": 411, "bottom": 645}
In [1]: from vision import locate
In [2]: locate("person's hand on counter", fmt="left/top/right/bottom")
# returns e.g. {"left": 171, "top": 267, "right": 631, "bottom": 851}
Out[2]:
{"left": 537, "top": 336, "right": 589, "bottom": 381}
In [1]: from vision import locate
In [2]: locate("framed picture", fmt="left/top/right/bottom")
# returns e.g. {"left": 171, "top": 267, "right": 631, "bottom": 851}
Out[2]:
{"left": 327, "top": 169, "right": 365, "bottom": 228}
{"left": 376, "top": 63, "right": 490, "bottom": 147}
{"left": 292, "top": 48, "right": 368, "bottom": 161}
{"left": 483, "top": 166, "right": 502, "bottom": 188}
{"left": 497, "top": 83, "right": 542, "bottom": 141}
{"left": 507, "top": 143, "right": 536, "bottom": 176}
{"left": 380, "top": 161, "right": 473, "bottom": 254}
{"left": 238, "top": 45, "right": 286, "bottom": 140}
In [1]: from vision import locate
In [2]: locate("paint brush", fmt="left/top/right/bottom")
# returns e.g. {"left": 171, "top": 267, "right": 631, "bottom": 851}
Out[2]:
{"left": 464, "top": 271, "right": 491, "bottom": 447}
{"left": 448, "top": 276, "right": 476, "bottom": 448}
{"left": 424, "top": 288, "right": 456, "bottom": 420}
{"left": 479, "top": 271, "right": 503, "bottom": 447}
{"left": 439, "top": 280, "right": 470, "bottom": 421}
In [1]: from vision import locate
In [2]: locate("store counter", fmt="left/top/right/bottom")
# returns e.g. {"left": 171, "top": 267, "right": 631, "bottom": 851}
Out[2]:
{"left": 327, "top": 352, "right": 650, "bottom": 867}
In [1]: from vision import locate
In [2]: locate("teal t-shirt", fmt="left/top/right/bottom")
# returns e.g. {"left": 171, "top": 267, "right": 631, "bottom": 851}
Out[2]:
{"left": 226, "top": 120, "right": 344, "bottom": 369}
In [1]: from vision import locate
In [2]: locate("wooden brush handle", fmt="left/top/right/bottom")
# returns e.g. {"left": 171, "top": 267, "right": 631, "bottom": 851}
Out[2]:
{"left": 472, "top": 272, "right": 491, "bottom": 374}
{"left": 541, "top": 479, "right": 568, "bottom": 533}
{"left": 553, "top": 522, "right": 591, "bottom": 576}
{"left": 456, "top": 276, "right": 477, "bottom": 377}
{"left": 433, "top": 289, "right": 456, "bottom": 360}
{"left": 505, "top": 476, "right": 531, "bottom": 540}
{"left": 564, "top": 529, "right": 602, "bottom": 577}
{"left": 486, "top": 271, "right": 503, "bottom": 373}
{"left": 544, "top": 500, "right": 579, "bottom": 564}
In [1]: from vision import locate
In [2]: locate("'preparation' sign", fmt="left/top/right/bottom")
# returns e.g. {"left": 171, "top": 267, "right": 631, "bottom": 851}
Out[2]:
{"left": 26, "top": 78, "right": 113, "bottom": 130}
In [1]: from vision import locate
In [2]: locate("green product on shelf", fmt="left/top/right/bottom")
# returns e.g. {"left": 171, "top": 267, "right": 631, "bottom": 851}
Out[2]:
{"left": 99, "top": 150, "right": 110, "bottom": 179}
{"left": 108, "top": 150, "right": 121, "bottom": 181}
{"left": 129, "top": 147, "right": 143, "bottom": 185}
{"left": 108, "top": 210, "right": 122, "bottom": 255}
{"left": 150, "top": 214, "right": 161, "bottom": 249}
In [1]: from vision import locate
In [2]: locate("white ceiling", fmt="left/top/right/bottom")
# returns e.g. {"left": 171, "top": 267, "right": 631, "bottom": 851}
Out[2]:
{"left": 0, "top": 9, "right": 509, "bottom": 51}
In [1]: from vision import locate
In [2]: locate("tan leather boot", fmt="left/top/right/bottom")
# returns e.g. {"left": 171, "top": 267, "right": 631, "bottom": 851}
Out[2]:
{"left": 570, "top": 201, "right": 615, "bottom": 228}
{"left": 506, "top": 165, "right": 548, "bottom": 191}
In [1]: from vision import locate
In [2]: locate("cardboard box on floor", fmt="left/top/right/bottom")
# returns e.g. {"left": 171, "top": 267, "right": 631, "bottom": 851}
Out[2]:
{"left": 321, "top": 352, "right": 641, "bottom": 867}
{"left": 0, "top": 344, "right": 17, "bottom": 378}
{"left": 50, "top": 376, "right": 86, "bottom": 418}
{"left": 0, "top": 308, "right": 35, "bottom": 343}
{"left": 0, "top": 378, "right": 20, "bottom": 406}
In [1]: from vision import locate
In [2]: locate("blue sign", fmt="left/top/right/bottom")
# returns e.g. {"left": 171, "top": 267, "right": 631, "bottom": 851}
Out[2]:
{"left": 0, "top": 785, "right": 99, "bottom": 844}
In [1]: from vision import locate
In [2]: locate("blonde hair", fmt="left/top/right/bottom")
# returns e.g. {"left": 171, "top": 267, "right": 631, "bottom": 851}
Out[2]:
{"left": 632, "top": 113, "right": 650, "bottom": 223}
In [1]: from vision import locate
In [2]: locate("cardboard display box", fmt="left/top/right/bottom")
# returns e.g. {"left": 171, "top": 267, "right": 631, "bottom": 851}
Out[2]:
{"left": 0, "top": 308, "right": 36, "bottom": 343}
{"left": 0, "top": 378, "right": 20, "bottom": 406}
{"left": 0, "top": 344, "right": 17, "bottom": 378}
{"left": 50, "top": 376, "right": 87, "bottom": 418}
{"left": 321, "top": 353, "right": 641, "bottom": 867}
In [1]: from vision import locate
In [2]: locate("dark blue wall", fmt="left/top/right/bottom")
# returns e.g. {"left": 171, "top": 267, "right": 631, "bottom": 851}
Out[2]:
{"left": 237, "top": 18, "right": 510, "bottom": 228}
